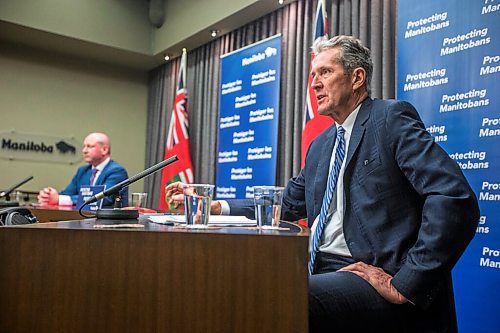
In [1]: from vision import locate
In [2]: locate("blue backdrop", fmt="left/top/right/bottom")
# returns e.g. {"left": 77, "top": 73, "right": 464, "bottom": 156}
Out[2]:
{"left": 216, "top": 35, "right": 282, "bottom": 199}
{"left": 397, "top": 1, "right": 499, "bottom": 331}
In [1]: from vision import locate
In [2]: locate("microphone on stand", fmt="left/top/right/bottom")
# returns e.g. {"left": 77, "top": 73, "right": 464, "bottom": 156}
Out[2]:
{"left": 79, "top": 155, "right": 179, "bottom": 220}
{"left": 0, "top": 176, "right": 34, "bottom": 207}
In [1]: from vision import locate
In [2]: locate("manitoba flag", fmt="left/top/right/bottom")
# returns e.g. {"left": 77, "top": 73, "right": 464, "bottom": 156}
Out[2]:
{"left": 301, "top": 0, "right": 333, "bottom": 168}
{"left": 159, "top": 48, "right": 194, "bottom": 210}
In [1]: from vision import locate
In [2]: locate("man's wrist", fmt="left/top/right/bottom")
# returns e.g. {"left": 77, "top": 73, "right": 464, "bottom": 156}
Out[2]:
{"left": 218, "top": 200, "right": 230, "bottom": 215}
{"left": 58, "top": 194, "right": 73, "bottom": 206}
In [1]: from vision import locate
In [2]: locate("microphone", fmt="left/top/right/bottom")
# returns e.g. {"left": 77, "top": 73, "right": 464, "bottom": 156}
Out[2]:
{"left": 80, "top": 155, "right": 178, "bottom": 219}
{"left": 0, "top": 176, "right": 34, "bottom": 207}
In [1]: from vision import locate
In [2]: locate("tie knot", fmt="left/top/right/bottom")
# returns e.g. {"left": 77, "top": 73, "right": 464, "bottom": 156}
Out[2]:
{"left": 92, "top": 168, "right": 98, "bottom": 175}
{"left": 337, "top": 126, "right": 345, "bottom": 137}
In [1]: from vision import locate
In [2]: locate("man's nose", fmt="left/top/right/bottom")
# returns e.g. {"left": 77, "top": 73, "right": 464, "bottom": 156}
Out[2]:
{"left": 311, "top": 76, "right": 321, "bottom": 89}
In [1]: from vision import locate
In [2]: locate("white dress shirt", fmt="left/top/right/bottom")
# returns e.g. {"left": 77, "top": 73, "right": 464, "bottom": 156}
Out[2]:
{"left": 309, "top": 105, "right": 361, "bottom": 257}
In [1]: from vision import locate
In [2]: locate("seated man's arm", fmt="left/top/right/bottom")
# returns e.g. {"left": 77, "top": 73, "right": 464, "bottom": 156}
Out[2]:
{"left": 59, "top": 169, "right": 84, "bottom": 205}
{"left": 281, "top": 169, "right": 307, "bottom": 222}
{"left": 385, "top": 101, "right": 479, "bottom": 306}
{"left": 165, "top": 182, "right": 256, "bottom": 218}
{"left": 225, "top": 199, "right": 256, "bottom": 219}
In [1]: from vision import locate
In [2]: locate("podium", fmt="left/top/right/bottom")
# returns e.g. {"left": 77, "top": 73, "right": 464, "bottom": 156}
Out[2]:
{"left": 0, "top": 218, "right": 309, "bottom": 333}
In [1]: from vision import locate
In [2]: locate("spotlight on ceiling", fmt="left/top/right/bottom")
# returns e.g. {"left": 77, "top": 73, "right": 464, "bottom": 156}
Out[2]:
{"left": 211, "top": 29, "right": 219, "bottom": 37}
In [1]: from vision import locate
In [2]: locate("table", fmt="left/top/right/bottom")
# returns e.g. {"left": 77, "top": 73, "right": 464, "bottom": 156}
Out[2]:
{"left": 0, "top": 218, "right": 309, "bottom": 333}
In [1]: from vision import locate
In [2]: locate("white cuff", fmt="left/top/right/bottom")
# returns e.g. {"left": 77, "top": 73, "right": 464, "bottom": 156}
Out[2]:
{"left": 58, "top": 194, "right": 73, "bottom": 206}
{"left": 219, "top": 200, "right": 230, "bottom": 215}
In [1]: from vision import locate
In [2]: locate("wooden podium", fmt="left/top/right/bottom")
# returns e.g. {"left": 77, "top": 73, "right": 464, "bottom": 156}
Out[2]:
{"left": 0, "top": 218, "right": 309, "bottom": 333}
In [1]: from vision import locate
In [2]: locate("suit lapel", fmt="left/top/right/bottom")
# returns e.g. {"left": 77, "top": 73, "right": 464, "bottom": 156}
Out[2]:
{"left": 314, "top": 126, "right": 337, "bottom": 216}
{"left": 94, "top": 160, "right": 112, "bottom": 185}
{"left": 345, "top": 98, "right": 372, "bottom": 169}
{"left": 310, "top": 98, "right": 372, "bottom": 218}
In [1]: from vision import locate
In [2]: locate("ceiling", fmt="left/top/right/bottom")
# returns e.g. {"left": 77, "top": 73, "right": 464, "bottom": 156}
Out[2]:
{"left": 0, "top": 1, "right": 292, "bottom": 72}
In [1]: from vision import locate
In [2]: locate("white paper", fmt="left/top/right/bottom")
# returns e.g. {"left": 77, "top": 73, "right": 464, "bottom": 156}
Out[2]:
{"left": 148, "top": 215, "right": 256, "bottom": 226}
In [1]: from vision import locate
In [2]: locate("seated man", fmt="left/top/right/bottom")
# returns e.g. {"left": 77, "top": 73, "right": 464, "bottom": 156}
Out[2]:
{"left": 166, "top": 35, "right": 479, "bottom": 333}
{"left": 38, "top": 132, "right": 128, "bottom": 207}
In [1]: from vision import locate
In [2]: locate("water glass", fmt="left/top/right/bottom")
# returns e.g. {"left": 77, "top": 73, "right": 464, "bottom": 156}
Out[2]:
{"left": 131, "top": 192, "right": 148, "bottom": 208}
{"left": 184, "top": 184, "right": 215, "bottom": 225}
{"left": 253, "top": 186, "right": 284, "bottom": 227}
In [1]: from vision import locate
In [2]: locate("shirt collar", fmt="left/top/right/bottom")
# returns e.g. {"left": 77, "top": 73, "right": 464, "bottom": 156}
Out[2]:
{"left": 336, "top": 104, "right": 361, "bottom": 136}
{"left": 93, "top": 157, "right": 110, "bottom": 172}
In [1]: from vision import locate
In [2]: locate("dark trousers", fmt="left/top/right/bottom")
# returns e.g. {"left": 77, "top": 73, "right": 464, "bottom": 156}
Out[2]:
{"left": 309, "top": 252, "right": 456, "bottom": 333}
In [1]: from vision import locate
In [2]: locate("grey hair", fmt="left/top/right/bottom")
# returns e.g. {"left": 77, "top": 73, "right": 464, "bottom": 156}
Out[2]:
{"left": 312, "top": 35, "right": 373, "bottom": 95}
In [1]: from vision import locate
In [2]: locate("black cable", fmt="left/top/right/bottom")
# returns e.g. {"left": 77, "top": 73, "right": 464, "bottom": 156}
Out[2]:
{"left": 78, "top": 203, "right": 95, "bottom": 219}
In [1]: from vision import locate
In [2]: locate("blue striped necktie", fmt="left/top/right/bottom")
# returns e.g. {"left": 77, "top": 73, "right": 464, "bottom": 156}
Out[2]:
{"left": 309, "top": 126, "right": 346, "bottom": 275}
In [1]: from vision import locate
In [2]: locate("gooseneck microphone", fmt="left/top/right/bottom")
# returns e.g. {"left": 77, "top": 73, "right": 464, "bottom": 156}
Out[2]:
{"left": 0, "top": 176, "right": 34, "bottom": 207}
{"left": 79, "top": 155, "right": 178, "bottom": 219}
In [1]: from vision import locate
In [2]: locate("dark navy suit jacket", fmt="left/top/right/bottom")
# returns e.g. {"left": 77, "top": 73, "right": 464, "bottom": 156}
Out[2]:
{"left": 60, "top": 159, "right": 129, "bottom": 207}
{"left": 230, "top": 98, "right": 479, "bottom": 329}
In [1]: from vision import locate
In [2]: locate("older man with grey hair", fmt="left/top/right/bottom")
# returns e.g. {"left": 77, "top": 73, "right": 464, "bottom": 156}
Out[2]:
{"left": 166, "top": 35, "right": 479, "bottom": 332}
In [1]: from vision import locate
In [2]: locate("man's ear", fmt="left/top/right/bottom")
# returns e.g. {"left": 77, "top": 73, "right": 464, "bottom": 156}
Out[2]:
{"left": 101, "top": 144, "right": 110, "bottom": 156}
{"left": 352, "top": 67, "right": 366, "bottom": 91}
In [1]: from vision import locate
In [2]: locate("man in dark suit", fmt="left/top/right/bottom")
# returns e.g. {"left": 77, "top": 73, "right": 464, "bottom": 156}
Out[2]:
{"left": 165, "top": 35, "right": 479, "bottom": 332}
{"left": 38, "top": 132, "right": 128, "bottom": 207}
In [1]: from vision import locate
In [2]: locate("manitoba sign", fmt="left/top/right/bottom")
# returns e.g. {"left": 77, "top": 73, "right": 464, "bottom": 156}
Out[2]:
{"left": 0, "top": 130, "right": 81, "bottom": 164}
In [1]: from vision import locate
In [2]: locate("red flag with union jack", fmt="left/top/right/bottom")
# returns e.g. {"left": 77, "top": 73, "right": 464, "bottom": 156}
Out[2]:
{"left": 301, "top": 0, "right": 333, "bottom": 168}
{"left": 159, "top": 49, "right": 194, "bottom": 210}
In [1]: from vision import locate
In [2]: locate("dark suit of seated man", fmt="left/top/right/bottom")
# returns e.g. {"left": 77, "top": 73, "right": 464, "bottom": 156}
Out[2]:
{"left": 38, "top": 132, "right": 128, "bottom": 207}
{"left": 165, "top": 35, "right": 479, "bottom": 333}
